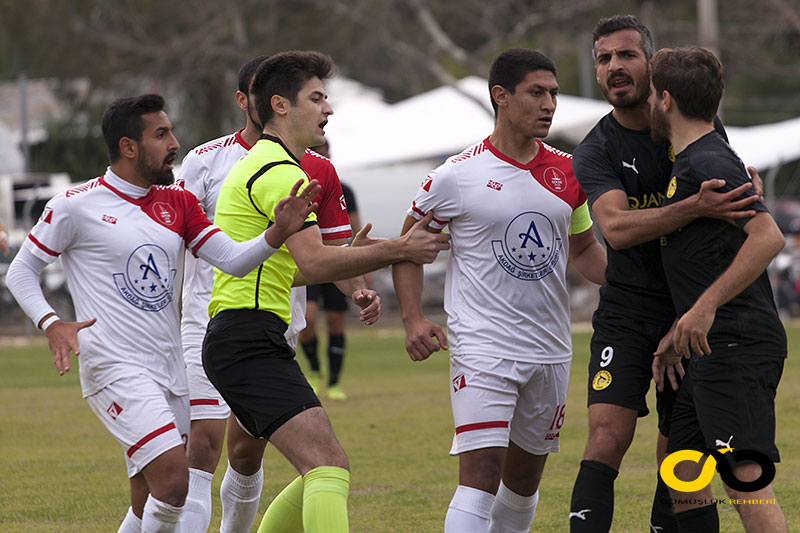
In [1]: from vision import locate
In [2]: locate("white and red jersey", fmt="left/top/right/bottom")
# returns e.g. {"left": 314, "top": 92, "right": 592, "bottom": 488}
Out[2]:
{"left": 26, "top": 169, "right": 219, "bottom": 397}
{"left": 179, "top": 130, "right": 352, "bottom": 341}
{"left": 408, "top": 137, "right": 588, "bottom": 364}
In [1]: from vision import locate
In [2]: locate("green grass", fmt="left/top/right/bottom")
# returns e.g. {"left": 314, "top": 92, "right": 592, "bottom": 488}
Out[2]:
{"left": 1, "top": 326, "right": 799, "bottom": 531}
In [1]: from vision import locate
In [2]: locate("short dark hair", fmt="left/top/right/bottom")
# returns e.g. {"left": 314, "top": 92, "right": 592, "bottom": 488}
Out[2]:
{"left": 650, "top": 47, "right": 724, "bottom": 122}
{"left": 101, "top": 94, "right": 165, "bottom": 163}
{"left": 593, "top": 15, "right": 655, "bottom": 59}
{"left": 488, "top": 48, "right": 557, "bottom": 116}
{"left": 238, "top": 55, "right": 269, "bottom": 94}
{"left": 250, "top": 50, "right": 335, "bottom": 126}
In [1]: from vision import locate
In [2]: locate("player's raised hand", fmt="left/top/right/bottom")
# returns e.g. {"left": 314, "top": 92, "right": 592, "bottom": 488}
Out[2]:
{"left": 403, "top": 315, "right": 448, "bottom": 361}
{"left": 269, "top": 178, "right": 321, "bottom": 246}
{"left": 352, "top": 288, "right": 381, "bottom": 325}
{"left": 44, "top": 317, "right": 97, "bottom": 376}
{"left": 401, "top": 211, "right": 450, "bottom": 264}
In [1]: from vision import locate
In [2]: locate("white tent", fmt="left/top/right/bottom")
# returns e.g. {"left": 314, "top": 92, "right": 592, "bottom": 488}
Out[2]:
{"left": 324, "top": 76, "right": 800, "bottom": 237}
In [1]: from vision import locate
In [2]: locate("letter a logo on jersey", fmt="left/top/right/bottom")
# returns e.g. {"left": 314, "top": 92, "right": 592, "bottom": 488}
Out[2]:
{"left": 452, "top": 374, "right": 466, "bottom": 392}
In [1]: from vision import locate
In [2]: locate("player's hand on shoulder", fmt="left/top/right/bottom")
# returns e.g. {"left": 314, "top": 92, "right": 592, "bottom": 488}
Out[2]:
{"left": 403, "top": 315, "right": 448, "bottom": 362}
{"left": 272, "top": 178, "right": 322, "bottom": 239}
{"left": 694, "top": 178, "right": 757, "bottom": 225}
{"left": 352, "top": 289, "right": 381, "bottom": 325}
{"left": 401, "top": 212, "right": 451, "bottom": 264}
{"left": 44, "top": 317, "right": 97, "bottom": 376}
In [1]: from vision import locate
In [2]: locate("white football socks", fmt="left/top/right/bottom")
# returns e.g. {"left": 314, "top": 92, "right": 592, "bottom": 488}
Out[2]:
{"left": 220, "top": 462, "right": 264, "bottom": 533}
{"left": 489, "top": 481, "right": 539, "bottom": 533}
{"left": 444, "top": 485, "right": 495, "bottom": 533}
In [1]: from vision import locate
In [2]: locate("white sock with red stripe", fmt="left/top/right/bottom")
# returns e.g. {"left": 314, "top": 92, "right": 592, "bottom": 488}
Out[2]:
{"left": 175, "top": 468, "right": 213, "bottom": 533}
{"left": 445, "top": 485, "right": 494, "bottom": 533}
{"left": 219, "top": 462, "right": 264, "bottom": 533}
{"left": 489, "top": 482, "right": 539, "bottom": 533}
{"left": 142, "top": 495, "right": 183, "bottom": 533}
{"left": 118, "top": 506, "right": 142, "bottom": 533}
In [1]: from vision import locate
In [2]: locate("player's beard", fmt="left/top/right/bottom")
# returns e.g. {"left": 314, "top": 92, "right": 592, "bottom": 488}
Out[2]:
{"left": 600, "top": 76, "right": 649, "bottom": 109}
{"left": 138, "top": 152, "right": 176, "bottom": 186}
{"left": 650, "top": 104, "right": 671, "bottom": 144}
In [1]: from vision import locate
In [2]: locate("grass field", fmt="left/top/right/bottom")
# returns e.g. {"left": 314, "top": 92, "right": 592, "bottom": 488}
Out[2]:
{"left": 1, "top": 325, "right": 799, "bottom": 532}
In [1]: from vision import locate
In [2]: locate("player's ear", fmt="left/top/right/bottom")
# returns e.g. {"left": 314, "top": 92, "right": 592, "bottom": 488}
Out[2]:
{"left": 119, "top": 137, "right": 138, "bottom": 160}
{"left": 235, "top": 90, "right": 248, "bottom": 111}
{"left": 490, "top": 85, "right": 508, "bottom": 109}
{"left": 271, "top": 94, "right": 290, "bottom": 116}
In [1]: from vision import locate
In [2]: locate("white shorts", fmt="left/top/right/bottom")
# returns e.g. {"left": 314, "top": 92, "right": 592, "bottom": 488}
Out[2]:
{"left": 449, "top": 354, "right": 570, "bottom": 456}
{"left": 86, "top": 374, "right": 190, "bottom": 477}
{"left": 183, "top": 329, "right": 230, "bottom": 420}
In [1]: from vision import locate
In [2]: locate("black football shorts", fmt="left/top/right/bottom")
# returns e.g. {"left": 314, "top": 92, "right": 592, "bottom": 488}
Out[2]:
{"left": 202, "top": 309, "right": 321, "bottom": 440}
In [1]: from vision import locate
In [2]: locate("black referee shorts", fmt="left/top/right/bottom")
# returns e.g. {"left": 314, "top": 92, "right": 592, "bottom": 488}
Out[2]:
{"left": 587, "top": 308, "right": 679, "bottom": 435}
{"left": 307, "top": 282, "right": 348, "bottom": 312}
{"left": 202, "top": 309, "right": 321, "bottom": 440}
{"left": 667, "top": 347, "right": 784, "bottom": 463}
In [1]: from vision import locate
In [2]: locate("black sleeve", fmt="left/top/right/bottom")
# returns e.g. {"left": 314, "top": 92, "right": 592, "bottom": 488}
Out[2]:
{"left": 691, "top": 149, "right": 768, "bottom": 228}
{"left": 341, "top": 182, "right": 357, "bottom": 214}
{"left": 712, "top": 115, "right": 729, "bottom": 142}
{"left": 572, "top": 139, "right": 623, "bottom": 207}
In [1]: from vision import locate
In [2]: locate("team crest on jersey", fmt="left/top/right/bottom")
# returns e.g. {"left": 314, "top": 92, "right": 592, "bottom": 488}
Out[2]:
{"left": 666, "top": 176, "right": 677, "bottom": 198}
{"left": 152, "top": 202, "right": 177, "bottom": 226}
{"left": 491, "top": 212, "right": 561, "bottom": 281}
{"left": 542, "top": 167, "right": 567, "bottom": 193}
{"left": 421, "top": 175, "right": 433, "bottom": 192}
{"left": 40, "top": 207, "right": 53, "bottom": 224}
{"left": 113, "top": 244, "right": 176, "bottom": 312}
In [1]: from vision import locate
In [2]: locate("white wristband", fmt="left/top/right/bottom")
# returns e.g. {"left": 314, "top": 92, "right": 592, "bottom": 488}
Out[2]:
{"left": 40, "top": 315, "right": 60, "bottom": 331}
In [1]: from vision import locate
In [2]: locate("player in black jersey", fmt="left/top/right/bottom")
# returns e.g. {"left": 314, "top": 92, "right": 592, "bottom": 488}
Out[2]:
{"left": 569, "top": 16, "right": 763, "bottom": 533}
{"left": 652, "top": 46, "right": 787, "bottom": 533}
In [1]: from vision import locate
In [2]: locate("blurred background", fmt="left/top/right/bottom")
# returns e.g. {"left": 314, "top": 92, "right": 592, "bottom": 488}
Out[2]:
{"left": 2, "top": 0, "right": 800, "bottom": 334}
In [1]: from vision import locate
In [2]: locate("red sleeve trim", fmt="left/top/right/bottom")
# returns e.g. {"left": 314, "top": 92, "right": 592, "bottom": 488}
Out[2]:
{"left": 411, "top": 202, "right": 448, "bottom": 225}
{"left": 190, "top": 227, "right": 222, "bottom": 256}
{"left": 127, "top": 422, "right": 177, "bottom": 457}
{"left": 27, "top": 234, "right": 60, "bottom": 257}
{"left": 455, "top": 421, "right": 509, "bottom": 434}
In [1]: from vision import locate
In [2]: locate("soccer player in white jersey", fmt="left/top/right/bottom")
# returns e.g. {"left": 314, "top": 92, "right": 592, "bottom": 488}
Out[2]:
{"left": 176, "top": 56, "right": 379, "bottom": 533}
{"left": 5, "top": 94, "right": 320, "bottom": 533}
{"left": 392, "top": 49, "right": 607, "bottom": 533}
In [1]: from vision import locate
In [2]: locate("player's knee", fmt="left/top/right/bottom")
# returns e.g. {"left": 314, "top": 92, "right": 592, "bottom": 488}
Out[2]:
{"left": 585, "top": 428, "right": 631, "bottom": 464}
{"left": 150, "top": 470, "right": 189, "bottom": 507}
{"left": 187, "top": 433, "right": 224, "bottom": 472}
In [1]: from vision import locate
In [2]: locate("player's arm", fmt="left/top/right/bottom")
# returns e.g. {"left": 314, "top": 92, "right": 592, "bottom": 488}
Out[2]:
{"left": 197, "top": 178, "right": 321, "bottom": 277}
{"left": 286, "top": 211, "right": 449, "bottom": 284}
{"left": 673, "top": 211, "right": 785, "bottom": 358}
{"left": 567, "top": 202, "right": 606, "bottom": 285}
{"left": 591, "top": 181, "right": 758, "bottom": 250}
{"left": 322, "top": 236, "right": 381, "bottom": 326}
{"left": 6, "top": 243, "right": 95, "bottom": 375}
{"left": 392, "top": 215, "right": 448, "bottom": 361}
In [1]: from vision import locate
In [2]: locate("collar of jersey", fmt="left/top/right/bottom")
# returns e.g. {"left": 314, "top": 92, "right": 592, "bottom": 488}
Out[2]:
{"left": 101, "top": 169, "right": 153, "bottom": 204}
{"left": 258, "top": 134, "right": 302, "bottom": 165}
{"left": 484, "top": 136, "right": 544, "bottom": 171}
